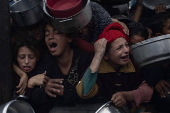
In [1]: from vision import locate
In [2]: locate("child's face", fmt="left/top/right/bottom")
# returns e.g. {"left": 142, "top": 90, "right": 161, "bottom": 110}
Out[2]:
{"left": 45, "top": 24, "right": 72, "bottom": 57}
{"left": 163, "top": 19, "right": 170, "bottom": 35}
{"left": 104, "top": 37, "right": 130, "bottom": 66}
{"left": 130, "top": 35, "right": 145, "bottom": 45}
{"left": 17, "top": 46, "right": 37, "bottom": 73}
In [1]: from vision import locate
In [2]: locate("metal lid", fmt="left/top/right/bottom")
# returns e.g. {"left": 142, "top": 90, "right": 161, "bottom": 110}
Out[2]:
{"left": 142, "top": 0, "right": 170, "bottom": 10}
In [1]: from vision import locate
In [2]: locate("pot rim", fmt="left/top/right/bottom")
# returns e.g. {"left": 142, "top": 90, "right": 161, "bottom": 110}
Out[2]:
{"left": 2, "top": 100, "right": 16, "bottom": 113}
{"left": 130, "top": 34, "right": 170, "bottom": 50}
{"left": 46, "top": 0, "right": 82, "bottom": 12}
{"left": 43, "top": 0, "right": 89, "bottom": 19}
{"left": 10, "top": 0, "right": 42, "bottom": 13}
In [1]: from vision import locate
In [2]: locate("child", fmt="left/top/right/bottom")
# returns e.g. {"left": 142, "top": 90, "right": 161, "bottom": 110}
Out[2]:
{"left": 12, "top": 31, "right": 49, "bottom": 96}
{"left": 76, "top": 22, "right": 153, "bottom": 112}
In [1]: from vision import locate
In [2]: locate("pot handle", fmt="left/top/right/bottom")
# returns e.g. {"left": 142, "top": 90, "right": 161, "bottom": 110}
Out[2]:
{"left": 15, "top": 95, "right": 29, "bottom": 101}
{"left": 59, "top": 18, "right": 73, "bottom": 23}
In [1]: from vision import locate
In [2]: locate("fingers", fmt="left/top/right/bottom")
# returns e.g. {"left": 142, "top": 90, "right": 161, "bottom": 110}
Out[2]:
{"left": 111, "top": 93, "right": 126, "bottom": 107}
{"left": 155, "top": 84, "right": 165, "bottom": 98}
{"left": 155, "top": 80, "right": 170, "bottom": 98}
{"left": 154, "top": 4, "right": 166, "bottom": 13}
{"left": 45, "top": 79, "right": 64, "bottom": 98}
{"left": 117, "top": 21, "right": 129, "bottom": 35}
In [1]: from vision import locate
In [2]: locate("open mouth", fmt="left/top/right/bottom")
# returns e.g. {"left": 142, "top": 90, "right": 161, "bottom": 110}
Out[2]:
{"left": 23, "top": 66, "right": 31, "bottom": 71}
{"left": 120, "top": 55, "right": 129, "bottom": 60}
{"left": 49, "top": 43, "right": 57, "bottom": 48}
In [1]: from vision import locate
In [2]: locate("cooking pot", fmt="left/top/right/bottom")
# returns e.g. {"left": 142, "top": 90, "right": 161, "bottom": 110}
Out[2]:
{"left": 43, "top": 0, "right": 92, "bottom": 33}
{"left": 130, "top": 34, "right": 170, "bottom": 67}
{"left": 0, "top": 95, "right": 35, "bottom": 113}
{"left": 142, "top": 0, "right": 170, "bottom": 10}
{"left": 95, "top": 101, "right": 126, "bottom": 113}
{"left": 46, "top": 0, "right": 83, "bottom": 18}
{"left": 10, "top": 0, "right": 44, "bottom": 27}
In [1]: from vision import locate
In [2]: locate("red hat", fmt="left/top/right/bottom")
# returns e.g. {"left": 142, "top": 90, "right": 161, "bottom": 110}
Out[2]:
{"left": 97, "top": 22, "right": 129, "bottom": 43}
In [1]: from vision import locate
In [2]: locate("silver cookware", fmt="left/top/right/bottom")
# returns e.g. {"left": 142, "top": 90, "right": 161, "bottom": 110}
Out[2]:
{"left": 95, "top": 101, "right": 126, "bottom": 113}
{"left": 0, "top": 95, "right": 34, "bottom": 113}
{"left": 10, "top": 0, "right": 44, "bottom": 27}
{"left": 130, "top": 34, "right": 170, "bottom": 67}
{"left": 43, "top": 0, "right": 92, "bottom": 33}
{"left": 142, "top": 0, "right": 170, "bottom": 10}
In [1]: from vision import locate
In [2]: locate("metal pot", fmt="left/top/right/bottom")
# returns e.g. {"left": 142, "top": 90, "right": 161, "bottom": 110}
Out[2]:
{"left": 130, "top": 34, "right": 170, "bottom": 67}
{"left": 142, "top": 0, "right": 170, "bottom": 10}
{"left": 10, "top": 0, "right": 44, "bottom": 27}
{"left": 0, "top": 95, "right": 35, "bottom": 113}
{"left": 95, "top": 101, "right": 126, "bottom": 113}
{"left": 43, "top": 0, "right": 92, "bottom": 33}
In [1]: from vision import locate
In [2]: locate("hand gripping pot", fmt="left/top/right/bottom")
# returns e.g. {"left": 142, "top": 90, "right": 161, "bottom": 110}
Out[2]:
{"left": 142, "top": 0, "right": 170, "bottom": 10}
{"left": 43, "top": 0, "right": 92, "bottom": 33}
{"left": 0, "top": 95, "right": 35, "bottom": 113}
{"left": 130, "top": 34, "right": 170, "bottom": 67}
{"left": 95, "top": 101, "right": 126, "bottom": 113}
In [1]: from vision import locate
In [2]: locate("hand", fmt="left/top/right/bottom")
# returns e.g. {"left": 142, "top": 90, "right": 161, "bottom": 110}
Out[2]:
{"left": 94, "top": 38, "right": 108, "bottom": 58}
{"left": 45, "top": 79, "right": 64, "bottom": 98}
{"left": 111, "top": 92, "right": 127, "bottom": 107}
{"left": 28, "top": 71, "right": 50, "bottom": 88}
{"left": 16, "top": 73, "right": 28, "bottom": 95}
{"left": 154, "top": 4, "right": 166, "bottom": 13}
{"left": 155, "top": 79, "right": 170, "bottom": 98}
{"left": 117, "top": 21, "right": 129, "bottom": 35}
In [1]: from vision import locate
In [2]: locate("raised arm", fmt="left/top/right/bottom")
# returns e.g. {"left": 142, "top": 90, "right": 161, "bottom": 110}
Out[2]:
{"left": 76, "top": 38, "right": 107, "bottom": 98}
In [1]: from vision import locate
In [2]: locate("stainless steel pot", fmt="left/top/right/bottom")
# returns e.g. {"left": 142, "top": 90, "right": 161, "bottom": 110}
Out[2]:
{"left": 43, "top": 0, "right": 92, "bottom": 33}
{"left": 95, "top": 101, "right": 126, "bottom": 113}
{"left": 10, "top": 0, "right": 44, "bottom": 27}
{"left": 130, "top": 34, "right": 170, "bottom": 67}
{"left": 0, "top": 95, "right": 34, "bottom": 113}
{"left": 142, "top": 0, "right": 170, "bottom": 10}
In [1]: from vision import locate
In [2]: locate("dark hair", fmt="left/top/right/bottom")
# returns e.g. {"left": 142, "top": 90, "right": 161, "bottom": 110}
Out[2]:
{"left": 128, "top": 22, "right": 149, "bottom": 40}
{"left": 12, "top": 31, "right": 40, "bottom": 64}
{"left": 149, "top": 12, "right": 170, "bottom": 35}
{"left": 43, "top": 18, "right": 77, "bottom": 48}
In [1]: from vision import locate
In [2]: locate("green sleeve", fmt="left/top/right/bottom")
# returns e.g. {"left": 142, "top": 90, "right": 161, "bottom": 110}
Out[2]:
{"left": 82, "top": 68, "right": 98, "bottom": 95}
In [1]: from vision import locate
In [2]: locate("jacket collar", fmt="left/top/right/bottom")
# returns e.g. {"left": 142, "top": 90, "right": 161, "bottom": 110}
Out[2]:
{"left": 98, "top": 59, "right": 135, "bottom": 73}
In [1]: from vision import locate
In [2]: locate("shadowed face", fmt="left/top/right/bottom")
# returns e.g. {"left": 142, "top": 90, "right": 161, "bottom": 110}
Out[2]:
{"left": 17, "top": 46, "right": 37, "bottom": 73}
{"left": 45, "top": 24, "right": 72, "bottom": 57}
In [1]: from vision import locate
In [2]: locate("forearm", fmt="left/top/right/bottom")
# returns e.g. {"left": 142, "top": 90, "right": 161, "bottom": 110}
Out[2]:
{"left": 133, "top": 5, "right": 143, "bottom": 22}
{"left": 130, "top": 81, "right": 153, "bottom": 106}
{"left": 13, "top": 64, "right": 26, "bottom": 77}
{"left": 90, "top": 53, "right": 103, "bottom": 73}
{"left": 76, "top": 68, "right": 98, "bottom": 98}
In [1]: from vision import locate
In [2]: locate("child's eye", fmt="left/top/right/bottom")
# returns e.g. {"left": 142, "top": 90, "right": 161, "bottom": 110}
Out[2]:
{"left": 45, "top": 31, "right": 49, "bottom": 36}
{"left": 29, "top": 55, "right": 35, "bottom": 59}
{"left": 116, "top": 46, "right": 122, "bottom": 50}
{"left": 18, "top": 55, "right": 25, "bottom": 59}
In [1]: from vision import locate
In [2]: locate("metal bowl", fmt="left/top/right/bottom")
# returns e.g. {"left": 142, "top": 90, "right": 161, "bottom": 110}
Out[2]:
{"left": 43, "top": 0, "right": 92, "bottom": 33}
{"left": 142, "top": 0, "right": 170, "bottom": 10}
{"left": 10, "top": 0, "right": 44, "bottom": 27}
{"left": 130, "top": 34, "right": 170, "bottom": 67}
{"left": 95, "top": 101, "right": 126, "bottom": 113}
{"left": 0, "top": 100, "right": 35, "bottom": 113}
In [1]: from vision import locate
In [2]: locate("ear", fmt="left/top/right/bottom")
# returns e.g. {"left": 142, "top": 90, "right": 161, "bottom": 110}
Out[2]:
{"left": 103, "top": 54, "right": 109, "bottom": 60}
{"left": 155, "top": 33, "right": 162, "bottom": 37}
{"left": 67, "top": 37, "right": 73, "bottom": 43}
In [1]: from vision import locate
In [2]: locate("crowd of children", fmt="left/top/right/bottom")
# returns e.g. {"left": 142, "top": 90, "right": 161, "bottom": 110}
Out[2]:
{"left": 9, "top": 0, "right": 170, "bottom": 113}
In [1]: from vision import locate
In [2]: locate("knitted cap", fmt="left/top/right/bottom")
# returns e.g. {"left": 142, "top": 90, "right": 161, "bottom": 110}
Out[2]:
{"left": 98, "top": 22, "right": 129, "bottom": 43}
